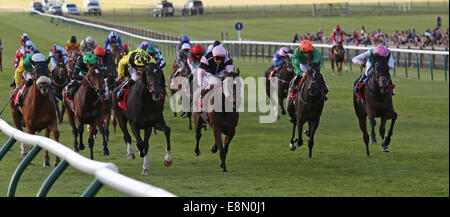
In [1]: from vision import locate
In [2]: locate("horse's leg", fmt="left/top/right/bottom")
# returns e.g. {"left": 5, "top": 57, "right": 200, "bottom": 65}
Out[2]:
{"left": 289, "top": 121, "right": 297, "bottom": 151}
{"left": 382, "top": 112, "right": 397, "bottom": 152}
{"left": 171, "top": 91, "right": 177, "bottom": 117}
{"left": 98, "top": 122, "right": 110, "bottom": 156}
{"left": 87, "top": 124, "right": 97, "bottom": 160}
{"left": 130, "top": 123, "right": 145, "bottom": 158}
{"left": 379, "top": 117, "right": 387, "bottom": 146}
{"left": 55, "top": 102, "right": 62, "bottom": 124}
{"left": 188, "top": 112, "right": 192, "bottom": 130}
{"left": 50, "top": 122, "right": 61, "bottom": 166}
{"left": 194, "top": 113, "right": 202, "bottom": 156}
{"left": 338, "top": 61, "right": 342, "bottom": 76}
{"left": 213, "top": 127, "right": 227, "bottom": 172}
{"left": 117, "top": 113, "right": 134, "bottom": 160}
{"left": 77, "top": 122, "right": 85, "bottom": 151}
{"left": 369, "top": 115, "right": 377, "bottom": 144}
{"left": 103, "top": 111, "right": 111, "bottom": 143}
{"left": 307, "top": 120, "right": 320, "bottom": 158}
{"left": 278, "top": 91, "right": 286, "bottom": 116}
{"left": 60, "top": 102, "right": 65, "bottom": 124}
{"left": 66, "top": 109, "right": 79, "bottom": 152}
{"left": 43, "top": 128, "right": 51, "bottom": 167}
{"left": 11, "top": 108, "right": 27, "bottom": 158}
{"left": 155, "top": 120, "right": 172, "bottom": 167}
{"left": 223, "top": 129, "right": 235, "bottom": 155}
{"left": 141, "top": 127, "right": 152, "bottom": 175}
{"left": 296, "top": 118, "right": 304, "bottom": 149}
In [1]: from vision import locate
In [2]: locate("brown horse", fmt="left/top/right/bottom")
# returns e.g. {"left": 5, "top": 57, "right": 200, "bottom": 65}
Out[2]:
{"left": 112, "top": 63, "right": 172, "bottom": 175}
{"left": 67, "top": 53, "right": 81, "bottom": 79}
{"left": 330, "top": 42, "right": 347, "bottom": 76}
{"left": 265, "top": 54, "right": 295, "bottom": 119}
{"left": 102, "top": 66, "right": 119, "bottom": 142}
{"left": 353, "top": 54, "right": 397, "bottom": 156}
{"left": 51, "top": 59, "right": 69, "bottom": 124}
{"left": 169, "top": 59, "right": 194, "bottom": 129}
{"left": 193, "top": 69, "right": 242, "bottom": 172}
{"left": 62, "top": 64, "right": 108, "bottom": 160}
{"left": 10, "top": 61, "right": 61, "bottom": 167}
{"left": 288, "top": 62, "right": 325, "bottom": 158}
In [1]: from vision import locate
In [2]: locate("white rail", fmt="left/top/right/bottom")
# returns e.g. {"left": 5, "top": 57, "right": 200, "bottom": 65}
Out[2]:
{"left": 0, "top": 119, "right": 176, "bottom": 197}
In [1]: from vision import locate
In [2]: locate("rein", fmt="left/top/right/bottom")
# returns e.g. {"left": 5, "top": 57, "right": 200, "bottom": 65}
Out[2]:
{"left": 298, "top": 75, "right": 323, "bottom": 106}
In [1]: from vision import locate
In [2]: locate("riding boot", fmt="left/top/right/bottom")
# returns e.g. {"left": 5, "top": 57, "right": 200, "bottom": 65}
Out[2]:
{"left": 286, "top": 75, "right": 300, "bottom": 109}
{"left": 16, "top": 79, "right": 33, "bottom": 107}
{"left": 389, "top": 80, "right": 396, "bottom": 95}
{"left": 354, "top": 75, "right": 366, "bottom": 94}
{"left": 117, "top": 79, "right": 135, "bottom": 101}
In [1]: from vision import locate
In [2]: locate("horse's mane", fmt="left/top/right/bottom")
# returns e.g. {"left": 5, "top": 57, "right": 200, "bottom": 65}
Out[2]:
{"left": 372, "top": 54, "right": 390, "bottom": 77}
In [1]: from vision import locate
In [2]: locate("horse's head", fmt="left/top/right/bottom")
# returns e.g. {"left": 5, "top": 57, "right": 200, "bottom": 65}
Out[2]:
{"left": 305, "top": 62, "right": 323, "bottom": 98}
{"left": 85, "top": 64, "right": 106, "bottom": 97}
{"left": 53, "top": 61, "right": 68, "bottom": 83}
{"left": 334, "top": 43, "right": 345, "bottom": 56}
{"left": 143, "top": 63, "right": 165, "bottom": 102}
{"left": 372, "top": 55, "right": 391, "bottom": 96}
{"left": 281, "top": 54, "right": 295, "bottom": 78}
{"left": 223, "top": 68, "right": 242, "bottom": 110}
{"left": 33, "top": 61, "right": 52, "bottom": 95}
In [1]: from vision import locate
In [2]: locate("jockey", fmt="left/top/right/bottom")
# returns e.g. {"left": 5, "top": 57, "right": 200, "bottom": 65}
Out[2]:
{"left": 13, "top": 53, "right": 50, "bottom": 106}
{"left": 65, "top": 52, "right": 98, "bottom": 100}
{"left": 266, "top": 47, "right": 289, "bottom": 78}
{"left": 13, "top": 52, "right": 35, "bottom": 88}
{"left": 331, "top": 25, "right": 345, "bottom": 54}
{"left": 49, "top": 44, "right": 69, "bottom": 71}
{"left": 174, "top": 43, "right": 191, "bottom": 69}
{"left": 14, "top": 40, "right": 36, "bottom": 69}
{"left": 19, "top": 33, "right": 37, "bottom": 50}
{"left": 136, "top": 41, "right": 151, "bottom": 50}
{"left": 94, "top": 46, "right": 114, "bottom": 75}
{"left": 65, "top": 36, "right": 80, "bottom": 59}
{"left": 187, "top": 44, "right": 204, "bottom": 72}
{"left": 288, "top": 40, "right": 327, "bottom": 106}
{"left": 116, "top": 49, "right": 155, "bottom": 101}
{"left": 176, "top": 35, "right": 191, "bottom": 53}
{"left": 122, "top": 43, "right": 129, "bottom": 56}
{"left": 145, "top": 45, "right": 165, "bottom": 70}
{"left": 80, "top": 36, "right": 98, "bottom": 55}
{"left": 104, "top": 31, "right": 123, "bottom": 51}
{"left": 352, "top": 44, "right": 396, "bottom": 95}
{"left": 196, "top": 44, "right": 234, "bottom": 100}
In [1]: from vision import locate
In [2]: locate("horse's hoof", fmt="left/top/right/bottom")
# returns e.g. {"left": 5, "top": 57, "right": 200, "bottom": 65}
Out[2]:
{"left": 43, "top": 162, "right": 50, "bottom": 167}
{"left": 281, "top": 110, "right": 286, "bottom": 115}
{"left": 142, "top": 169, "right": 150, "bottom": 176}
{"left": 102, "top": 149, "right": 110, "bottom": 156}
{"left": 304, "top": 130, "right": 310, "bottom": 137}
{"left": 21, "top": 153, "right": 27, "bottom": 159}
{"left": 211, "top": 145, "right": 218, "bottom": 153}
{"left": 79, "top": 144, "right": 85, "bottom": 150}
{"left": 163, "top": 159, "right": 172, "bottom": 167}
{"left": 382, "top": 147, "right": 390, "bottom": 152}
{"left": 127, "top": 153, "right": 135, "bottom": 160}
{"left": 370, "top": 139, "right": 377, "bottom": 145}
{"left": 194, "top": 151, "right": 201, "bottom": 156}
{"left": 289, "top": 143, "right": 296, "bottom": 151}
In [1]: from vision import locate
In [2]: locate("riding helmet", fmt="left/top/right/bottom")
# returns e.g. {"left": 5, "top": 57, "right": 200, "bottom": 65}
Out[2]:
{"left": 83, "top": 52, "right": 98, "bottom": 64}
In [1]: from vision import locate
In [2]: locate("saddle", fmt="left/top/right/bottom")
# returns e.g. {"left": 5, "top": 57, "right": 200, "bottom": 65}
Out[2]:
{"left": 12, "top": 85, "right": 30, "bottom": 113}
{"left": 266, "top": 66, "right": 277, "bottom": 80}
{"left": 117, "top": 88, "right": 129, "bottom": 111}
{"left": 289, "top": 78, "right": 305, "bottom": 100}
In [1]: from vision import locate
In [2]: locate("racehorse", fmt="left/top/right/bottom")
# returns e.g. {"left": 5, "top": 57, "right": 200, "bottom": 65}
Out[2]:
{"left": 102, "top": 66, "right": 119, "bottom": 142}
{"left": 288, "top": 62, "right": 325, "bottom": 158}
{"left": 265, "top": 53, "right": 295, "bottom": 119}
{"left": 112, "top": 63, "right": 172, "bottom": 175}
{"left": 193, "top": 69, "right": 242, "bottom": 172}
{"left": 169, "top": 58, "right": 194, "bottom": 129}
{"left": 10, "top": 61, "right": 61, "bottom": 167}
{"left": 67, "top": 53, "right": 81, "bottom": 79}
{"left": 353, "top": 54, "right": 397, "bottom": 155}
{"left": 51, "top": 59, "right": 69, "bottom": 124}
{"left": 62, "top": 64, "right": 108, "bottom": 160}
{"left": 330, "top": 42, "right": 347, "bottom": 76}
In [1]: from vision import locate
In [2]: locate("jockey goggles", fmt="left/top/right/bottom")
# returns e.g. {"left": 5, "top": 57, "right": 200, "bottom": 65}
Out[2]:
{"left": 214, "top": 56, "right": 225, "bottom": 61}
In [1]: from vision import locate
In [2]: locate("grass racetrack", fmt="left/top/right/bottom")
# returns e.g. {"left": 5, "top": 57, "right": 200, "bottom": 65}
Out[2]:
{"left": 0, "top": 11, "right": 448, "bottom": 197}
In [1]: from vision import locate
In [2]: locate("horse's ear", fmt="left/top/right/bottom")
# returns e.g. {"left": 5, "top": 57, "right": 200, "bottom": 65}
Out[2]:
{"left": 45, "top": 58, "right": 51, "bottom": 66}
{"left": 236, "top": 68, "right": 240, "bottom": 76}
